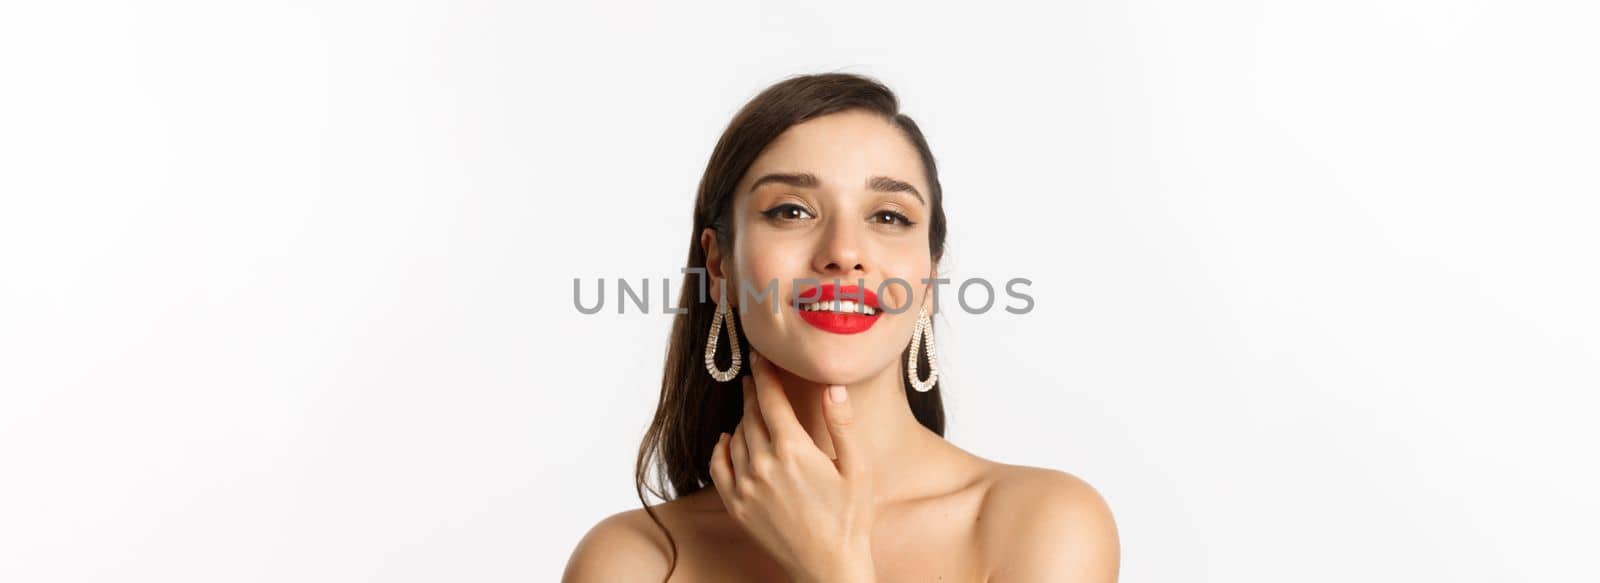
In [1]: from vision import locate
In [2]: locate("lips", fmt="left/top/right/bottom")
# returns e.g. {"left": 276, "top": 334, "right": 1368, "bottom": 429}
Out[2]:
{"left": 796, "top": 283, "right": 882, "bottom": 335}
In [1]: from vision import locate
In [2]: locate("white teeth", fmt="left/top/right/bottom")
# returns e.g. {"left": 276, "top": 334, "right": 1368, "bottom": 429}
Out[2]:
{"left": 799, "top": 300, "right": 876, "bottom": 315}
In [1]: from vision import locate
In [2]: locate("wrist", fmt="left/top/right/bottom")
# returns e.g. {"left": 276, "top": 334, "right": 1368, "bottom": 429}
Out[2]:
{"left": 794, "top": 567, "right": 873, "bottom": 583}
{"left": 793, "top": 544, "right": 875, "bottom": 583}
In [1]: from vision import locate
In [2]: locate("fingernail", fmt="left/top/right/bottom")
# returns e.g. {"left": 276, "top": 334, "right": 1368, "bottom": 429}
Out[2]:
{"left": 829, "top": 385, "right": 847, "bottom": 403}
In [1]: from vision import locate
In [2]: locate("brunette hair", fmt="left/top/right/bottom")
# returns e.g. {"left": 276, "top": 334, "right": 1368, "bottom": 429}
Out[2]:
{"left": 634, "top": 72, "right": 949, "bottom": 580}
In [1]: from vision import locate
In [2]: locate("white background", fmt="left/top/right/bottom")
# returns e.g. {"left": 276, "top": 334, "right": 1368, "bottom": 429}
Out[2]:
{"left": 2, "top": 1, "right": 1596, "bottom": 581}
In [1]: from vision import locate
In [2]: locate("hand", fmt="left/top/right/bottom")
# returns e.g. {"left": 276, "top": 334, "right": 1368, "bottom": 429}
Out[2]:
{"left": 708, "top": 351, "right": 877, "bottom": 583}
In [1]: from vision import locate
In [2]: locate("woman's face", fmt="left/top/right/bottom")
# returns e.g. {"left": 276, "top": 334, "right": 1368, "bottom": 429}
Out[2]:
{"left": 703, "top": 109, "right": 936, "bottom": 386}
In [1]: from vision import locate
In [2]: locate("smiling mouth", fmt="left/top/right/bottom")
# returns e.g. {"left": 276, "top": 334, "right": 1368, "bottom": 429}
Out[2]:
{"left": 795, "top": 284, "right": 882, "bottom": 335}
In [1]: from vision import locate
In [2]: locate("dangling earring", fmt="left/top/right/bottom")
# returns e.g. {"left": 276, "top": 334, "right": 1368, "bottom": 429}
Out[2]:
{"left": 907, "top": 306, "right": 939, "bottom": 392}
{"left": 704, "top": 301, "right": 742, "bottom": 382}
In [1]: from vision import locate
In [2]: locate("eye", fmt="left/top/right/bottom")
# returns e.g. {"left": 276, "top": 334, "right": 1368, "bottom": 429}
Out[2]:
{"left": 761, "top": 203, "right": 815, "bottom": 222}
{"left": 870, "top": 210, "right": 916, "bottom": 227}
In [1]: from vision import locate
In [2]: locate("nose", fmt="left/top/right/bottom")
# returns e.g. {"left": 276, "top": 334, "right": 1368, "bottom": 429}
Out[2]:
{"left": 813, "top": 219, "right": 867, "bottom": 278}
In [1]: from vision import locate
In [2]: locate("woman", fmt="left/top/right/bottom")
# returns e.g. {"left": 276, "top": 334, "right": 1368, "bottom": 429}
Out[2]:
{"left": 563, "top": 73, "right": 1119, "bottom": 582}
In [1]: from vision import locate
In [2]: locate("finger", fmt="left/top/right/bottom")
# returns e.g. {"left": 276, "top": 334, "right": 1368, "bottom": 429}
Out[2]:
{"left": 730, "top": 418, "right": 751, "bottom": 478}
{"left": 739, "top": 374, "right": 772, "bottom": 454}
{"left": 748, "top": 351, "right": 808, "bottom": 448}
{"left": 823, "top": 383, "right": 865, "bottom": 478}
{"left": 708, "top": 432, "right": 738, "bottom": 501}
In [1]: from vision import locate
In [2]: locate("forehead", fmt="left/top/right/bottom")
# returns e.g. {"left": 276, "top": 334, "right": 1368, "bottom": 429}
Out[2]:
{"left": 738, "top": 110, "right": 927, "bottom": 195}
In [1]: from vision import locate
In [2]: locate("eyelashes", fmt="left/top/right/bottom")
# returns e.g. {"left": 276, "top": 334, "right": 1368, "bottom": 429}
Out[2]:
{"left": 870, "top": 210, "right": 916, "bottom": 227}
{"left": 760, "top": 203, "right": 815, "bottom": 221}
{"left": 759, "top": 202, "right": 918, "bottom": 228}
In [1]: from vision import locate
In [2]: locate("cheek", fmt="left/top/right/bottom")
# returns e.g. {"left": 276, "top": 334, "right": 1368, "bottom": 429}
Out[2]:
{"left": 728, "top": 247, "right": 805, "bottom": 354}
{"left": 881, "top": 257, "right": 934, "bottom": 310}
{"left": 732, "top": 239, "right": 807, "bottom": 301}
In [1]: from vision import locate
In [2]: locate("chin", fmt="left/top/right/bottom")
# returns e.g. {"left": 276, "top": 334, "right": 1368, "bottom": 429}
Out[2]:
{"left": 778, "top": 350, "right": 886, "bottom": 386}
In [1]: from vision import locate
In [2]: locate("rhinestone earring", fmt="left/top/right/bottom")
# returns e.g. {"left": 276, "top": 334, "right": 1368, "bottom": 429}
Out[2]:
{"left": 907, "top": 306, "right": 939, "bottom": 392}
{"left": 704, "top": 301, "right": 742, "bottom": 382}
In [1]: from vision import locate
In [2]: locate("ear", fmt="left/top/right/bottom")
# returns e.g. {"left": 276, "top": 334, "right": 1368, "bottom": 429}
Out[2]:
{"left": 700, "top": 228, "right": 731, "bottom": 304}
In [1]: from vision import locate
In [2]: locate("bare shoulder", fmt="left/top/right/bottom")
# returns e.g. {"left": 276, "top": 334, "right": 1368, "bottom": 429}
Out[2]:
{"left": 561, "top": 506, "right": 672, "bottom": 583}
{"left": 976, "top": 463, "right": 1120, "bottom": 582}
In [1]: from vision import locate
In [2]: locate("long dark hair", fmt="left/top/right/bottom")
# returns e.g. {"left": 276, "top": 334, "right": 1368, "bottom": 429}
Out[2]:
{"left": 634, "top": 72, "right": 950, "bottom": 580}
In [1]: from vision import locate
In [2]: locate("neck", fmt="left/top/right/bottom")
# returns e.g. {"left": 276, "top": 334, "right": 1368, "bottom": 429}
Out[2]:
{"left": 769, "top": 360, "right": 941, "bottom": 503}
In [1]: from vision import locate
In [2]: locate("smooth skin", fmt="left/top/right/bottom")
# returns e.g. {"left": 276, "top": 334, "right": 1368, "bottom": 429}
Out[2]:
{"left": 710, "top": 352, "right": 878, "bottom": 583}
{"left": 564, "top": 110, "right": 1119, "bottom": 582}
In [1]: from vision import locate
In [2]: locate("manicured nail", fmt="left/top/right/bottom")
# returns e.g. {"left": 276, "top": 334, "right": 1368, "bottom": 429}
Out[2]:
{"left": 829, "top": 385, "right": 847, "bottom": 403}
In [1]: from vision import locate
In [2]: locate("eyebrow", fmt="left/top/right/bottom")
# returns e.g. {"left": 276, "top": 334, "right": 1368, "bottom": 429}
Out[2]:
{"left": 749, "top": 171, "right": 925, "bottom": 205}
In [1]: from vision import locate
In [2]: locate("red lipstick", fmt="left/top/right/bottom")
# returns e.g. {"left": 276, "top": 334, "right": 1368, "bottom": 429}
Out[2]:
{"left": 796, "top": 283, "right": 882, "bottom": 335}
